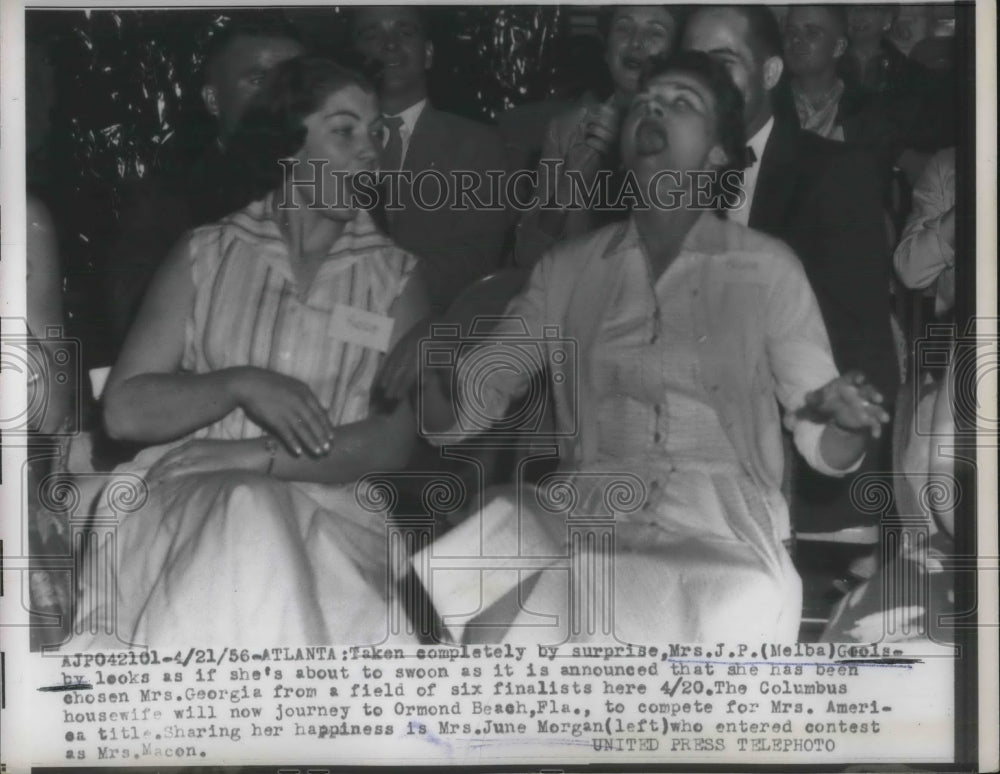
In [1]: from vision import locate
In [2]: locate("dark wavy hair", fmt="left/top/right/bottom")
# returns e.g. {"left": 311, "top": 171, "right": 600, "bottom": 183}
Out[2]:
{"left": 725, "top": 5, "right": 785, "bottom": 61}
{"left": 641, "top": 50, "right": 748, "bottom": 215}
{"left": 596, "top": 5, "right": 689, "bottom": 42}
{"left": 201, "top": 16, "right": 305, "bottom": 84}
{"left": 225, "top": 56, "right": 376, "bottom": 202}
{"left": 819, "top": 5, "right": 850, "bottom": 37}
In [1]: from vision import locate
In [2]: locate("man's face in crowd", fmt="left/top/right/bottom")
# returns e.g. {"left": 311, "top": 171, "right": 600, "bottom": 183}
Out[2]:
{"left": 846, "top": 5, "right": 894, "bottom": 48}
{"left": 682, "top": 7, "right": 781, "bottom": 134}
{"left": 605, "top": 6, "right": 678, "bottom": 96}
{"left": 621, "top": 69, "right": 728, "bottom": 185}
{"left": 784, "top": 6, "right": 848, "bottom": 78}
{"left": 203, "top": 34, "right": 304, "bottom": 137}
{"left": 352, "top": 6, "right": 432, "bottom": 98}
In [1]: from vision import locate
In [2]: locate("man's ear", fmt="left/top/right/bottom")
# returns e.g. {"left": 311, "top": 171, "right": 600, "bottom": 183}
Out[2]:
{"left": 424, "top": 40, "right": 434, "bottom": 70}
{"left": 833, "top": 36, "right": 848, "bottom": 59}
{"left": 201, "top": 85, "right": 220, "bottom": 118}
{"left": 762, "top": 54, "right": 784, "bottom": 91}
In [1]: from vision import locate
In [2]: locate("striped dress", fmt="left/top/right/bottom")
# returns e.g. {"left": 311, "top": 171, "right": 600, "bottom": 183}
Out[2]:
{"left": 74, "top": 197, "right": 417, "bottom": 648}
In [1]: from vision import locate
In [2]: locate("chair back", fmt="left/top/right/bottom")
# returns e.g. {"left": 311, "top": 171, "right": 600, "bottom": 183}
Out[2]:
{"left": 442, "top": 269, "right": 531, "bottom": 332}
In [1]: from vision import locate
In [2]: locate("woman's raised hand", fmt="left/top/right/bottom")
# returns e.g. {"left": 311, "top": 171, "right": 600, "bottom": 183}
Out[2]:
{"left": 803, "top": 371, "right": 893, "bottom": 439}
{"left": 227, "top": 367, "right": 336, "bottom": 456}
{"left": 563, "top": 103, "right": 621, "bottom": 182}
{"left": 580, "top": 102, "right": 621, "bottom": 158}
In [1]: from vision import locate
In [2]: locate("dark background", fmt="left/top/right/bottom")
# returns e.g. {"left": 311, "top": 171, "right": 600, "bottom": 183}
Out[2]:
{"left": 23, "top": 4, "right": 968, "bottom": 370}
{"left": 25, "top": 5, "right": 601, "bottom": 370}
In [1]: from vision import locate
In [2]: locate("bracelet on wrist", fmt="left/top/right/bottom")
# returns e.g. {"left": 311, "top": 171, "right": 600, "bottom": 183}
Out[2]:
{"left": 262, "top": 435, "right": 279, "bottom": 475}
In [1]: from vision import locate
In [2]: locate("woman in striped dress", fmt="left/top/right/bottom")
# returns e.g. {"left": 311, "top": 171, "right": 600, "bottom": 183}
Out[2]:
{"left": 73, "top": 58, "right": 428, "bottom": 648}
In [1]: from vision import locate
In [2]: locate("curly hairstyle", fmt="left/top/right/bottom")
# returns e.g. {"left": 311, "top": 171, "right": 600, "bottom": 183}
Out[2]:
{"left": 225, "top": 56, "right": 376, "bottom": 202}
{"left": 640, "top": 50, "right": 748, "bottom": 215}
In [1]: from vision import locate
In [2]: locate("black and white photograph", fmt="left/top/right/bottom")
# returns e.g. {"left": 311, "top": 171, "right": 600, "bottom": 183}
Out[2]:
{"left": 0, "top": 0, "right": 995, "bottom": 770}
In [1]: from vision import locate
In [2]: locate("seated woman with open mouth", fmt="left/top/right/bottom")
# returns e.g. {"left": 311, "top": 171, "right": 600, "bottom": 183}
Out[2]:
{"left": 423, "top": 51, "right": 890, "bottom": 643}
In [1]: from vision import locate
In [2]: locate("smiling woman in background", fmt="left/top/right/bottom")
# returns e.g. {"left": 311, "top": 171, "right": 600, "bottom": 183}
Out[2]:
{"left": 73, "top": 57, "right": 428, "bottom": 648}
{"left": 514, "top": 4, "right": 685, "bottom": 267}
{"left": 425, "top": 52, "right": 891, "bottom": 642}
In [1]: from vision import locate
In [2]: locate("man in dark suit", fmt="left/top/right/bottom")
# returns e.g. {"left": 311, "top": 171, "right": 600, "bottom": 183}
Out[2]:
{"left": 352, "top": 6, "right": 509, "bottom": 317}
{"left": 782, "top": 4, "right": 894, "bottom": 155}
{"left": 105, "top": 18, "right": 305, "bottom": 352}
{"left": 684, "top": 6, "right": 899, "bottom": 532}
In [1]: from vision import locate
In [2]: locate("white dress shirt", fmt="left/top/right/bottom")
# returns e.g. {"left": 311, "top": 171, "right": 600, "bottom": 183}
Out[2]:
{"left": 382, "top": 98, "right": 427, "bottom": 168}
{"left": 893, "top": 147, "right": 956, "bottom": 317}
{"left": 729, "top": 115, "right": 775, "bottom": 226}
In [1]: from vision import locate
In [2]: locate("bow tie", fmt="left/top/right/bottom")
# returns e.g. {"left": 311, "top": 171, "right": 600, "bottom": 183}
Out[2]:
{"left": 745, "top": 145, "right": 758, "bottom": 167}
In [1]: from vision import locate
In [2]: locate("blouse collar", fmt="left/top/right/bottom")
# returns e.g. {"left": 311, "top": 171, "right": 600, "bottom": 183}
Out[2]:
{"left": 228, "top": 192, "right": 393, "bottom": 257}
{"left": 605, "top": 210, "right": 728, "bottom": 261}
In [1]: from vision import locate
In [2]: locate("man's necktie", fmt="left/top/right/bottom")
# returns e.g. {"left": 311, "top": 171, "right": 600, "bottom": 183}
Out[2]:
{"left": 744, "top": 145, "right": 758, "bottom": 167}
{"left": 381, "top": 114, "right": 405, "bottom": 172}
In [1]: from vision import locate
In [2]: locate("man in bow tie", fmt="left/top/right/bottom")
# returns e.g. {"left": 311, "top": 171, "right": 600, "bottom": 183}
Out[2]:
{"left": 351, "top": 5, "right": 509, "bottom": 317}
{"left": 683, "top": 5, "right": 899, "bottom": 534}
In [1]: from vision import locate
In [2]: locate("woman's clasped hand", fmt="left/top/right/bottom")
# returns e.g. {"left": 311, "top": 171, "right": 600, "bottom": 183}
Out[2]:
{"left": 226, "top": 366, "right": 336, "bottom": 456}
{"left": 144, "top": 438, "right": 266, "bottom": 487}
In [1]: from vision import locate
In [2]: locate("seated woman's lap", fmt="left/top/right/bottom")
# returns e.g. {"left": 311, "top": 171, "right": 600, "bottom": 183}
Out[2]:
{"left": 499, "top": 532, "right": 800, "bottom": 644}
{"left": 78, "top": 470, "right": 392, "bottom": 648}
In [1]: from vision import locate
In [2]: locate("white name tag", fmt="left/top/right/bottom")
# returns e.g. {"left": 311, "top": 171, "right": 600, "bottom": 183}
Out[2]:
{"left": 328, "top": 303, "right": 395, "bottom": 353}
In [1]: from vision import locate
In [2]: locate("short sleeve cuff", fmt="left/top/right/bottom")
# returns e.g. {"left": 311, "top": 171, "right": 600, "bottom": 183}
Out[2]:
{"left": 793, "top": 418, "right": 866, "bottom": 477}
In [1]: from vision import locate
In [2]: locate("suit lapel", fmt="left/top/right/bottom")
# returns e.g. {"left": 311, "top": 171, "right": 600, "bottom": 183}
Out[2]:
{"left": 749, "top": 118, "right": 801, "bottom": 233}
{"left": 383, "top": 105, "right": 439, "bottom": 235}
{"left": 401, "top": 104, "right": 441, "bottom": 174}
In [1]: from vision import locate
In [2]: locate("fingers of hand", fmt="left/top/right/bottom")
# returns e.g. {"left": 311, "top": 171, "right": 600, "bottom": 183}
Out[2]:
{"left": 845, "top": 385, "right": 890, "bottom": 423}
{"left": 289, "top": 413, "right": 326, "bottom": 457}
{"left": 273, "top": 418, "right": 304, "bottom": 456}
{"left": 583, "top": 123, "right": 615, "bottom": 153}
{"left": 279, "top": 386, "right": 331, "bottom": 455}
{"left": 834, "top": 394, "right": 890, "bottom": 438}
{"left": 304, "top": 393, "right": 335, "bottom": 443}
{"left": 587, "top": 106, "right": 619, "bottom": 130}
{"left": 857, "top": 382, "right": 885, "bottom": 406}
{"left": 147, "top": 448, "right": 191, "bottom": 485}
{"left": 156, "top": 460, "right": 190, "bottom": 483}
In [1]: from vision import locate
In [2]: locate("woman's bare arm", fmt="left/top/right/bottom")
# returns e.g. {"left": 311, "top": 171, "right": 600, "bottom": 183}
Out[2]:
{"left": 102, "top": 237, "right": 241, "bottom": 442}
{"left": 104, "top": 237, "right": 336, "bottom": 453}
{"left": 262, "top": 265, "right": 432, "bottom": 482}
